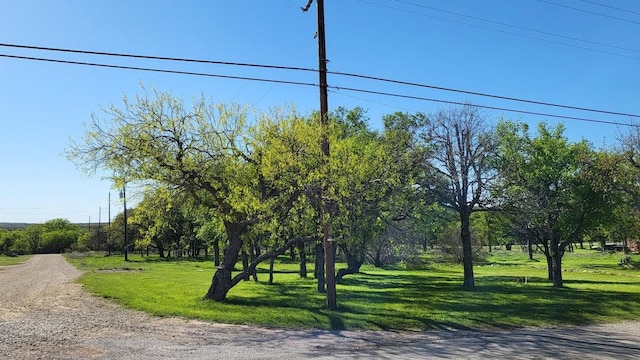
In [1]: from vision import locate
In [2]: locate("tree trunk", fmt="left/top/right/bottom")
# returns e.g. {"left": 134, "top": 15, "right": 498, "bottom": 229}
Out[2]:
{"left": 249, "top": 244, "right": 258, "bottom": 282}
{"left": 460, "top": 212, "right": 475, "bottom": 290}
{"left": 486, "top": 215, "right": 492, "bottom": 253}
{"left": 298, "top": 242, "right": 307, "bottom": 278}
{"left": 551, "top": 237, "right": 563, "bottom": 287}
{"left": 335, "top": 246, "right": 364, "bottom": 283}
{"left": 213, "top": 237, "right": 220, "bottom": 267}
{"left": 551, "top": 251, "right": 563, "bottom": 287}
{"left": 269, "top": 256, "right": 275, "bottom": 285}
{"left": 241, "top": 250, "right": 250, "bottom": 281}
{"left": 544, "top": 254, "right": 552, "bottom": 280}
{"left": 372, "top": 248, "right": 384, "bottom": 268}
{"left": 541, "top": 240, "right": 552, "bottom": 280}
{"left": 204, "top": 222, "right": 243, "bottom": 301}
{"left": 527, "top": 237, "right": 533, "bottom": 260}
{"left": 158, "top": 242, "right": 165, "bottom": 258}
{"left": 315, "top": 243, "right": 325, "bottom": 293}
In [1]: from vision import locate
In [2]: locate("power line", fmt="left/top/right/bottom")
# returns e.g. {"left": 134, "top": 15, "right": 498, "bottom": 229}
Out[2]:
{"left": 0, "top": 43, "right": 317, "bottom": 73}
{"left": 2, "top": 43, "right": 639, "bottom": 118}
{"left": 0, "top": 52, "right": 637, "bottom": 127}
{"left": 332, "top": 71, "right": 640, "bottom": 118}
{"left": 331, "top": 86, "right": 636, "bottom": 127}
{"left": 0, "top": 53, "right": 318, "bottom": 88}
{"left": 355, "top": 0, "right": 640, "bottom": 61}
{"left": 393, "top": 0, "right": 640, "bottom": 54}
{"left": 536, "top": 0, "right": 640, "bottom": 25}
{"left": 577, "top": 0, "right": 640, "bottom": 16}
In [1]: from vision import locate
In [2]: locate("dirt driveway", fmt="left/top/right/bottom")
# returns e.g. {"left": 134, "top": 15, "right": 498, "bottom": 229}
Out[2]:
{"left": 2, "top": 254, "right": 640, "bottom": 359}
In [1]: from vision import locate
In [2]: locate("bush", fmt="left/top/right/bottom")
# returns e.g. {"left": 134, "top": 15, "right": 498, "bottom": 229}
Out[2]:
{"left": 619, "top": 254, "right": 639, "bottom": 269}
{"left": 434, "top": 227, "right": 487, "bottom": 264}
{"left": 40, "top": 230, "right": 78, "bottom": 253}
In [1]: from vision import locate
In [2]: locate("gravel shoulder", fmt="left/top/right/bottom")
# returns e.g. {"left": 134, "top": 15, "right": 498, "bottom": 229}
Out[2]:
{"left": 2, "top": 254, "right": 640, "bottom": 359}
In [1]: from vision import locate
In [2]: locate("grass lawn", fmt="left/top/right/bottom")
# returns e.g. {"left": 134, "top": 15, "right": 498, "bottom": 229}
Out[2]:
{"left": 65, "top": 249, "right": 640, "bottom": 330}
{"left": 0, "top": 254, "right": 30, "bottom": 267}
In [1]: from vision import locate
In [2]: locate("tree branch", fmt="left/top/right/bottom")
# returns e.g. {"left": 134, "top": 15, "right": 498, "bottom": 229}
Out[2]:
{"left": 230, "top": 235, "right": 316, "bottom": 286}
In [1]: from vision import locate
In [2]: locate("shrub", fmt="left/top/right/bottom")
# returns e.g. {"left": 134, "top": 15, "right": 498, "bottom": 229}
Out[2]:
{"left": 619, "top": 254, "right": 639, "bottom": 269}
{"left": 434, "top": 227, "right": 487, "bottom": 264}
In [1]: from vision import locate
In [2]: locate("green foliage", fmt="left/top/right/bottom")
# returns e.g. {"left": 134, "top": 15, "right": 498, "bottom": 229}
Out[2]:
{"left": 619, "top": 254, "right": 640, "bottom": 269}
{"left": 39, "top": 230, "right": 78, "bottom": 253}
{"left": 67, "top": 250, "right": 640, "bottom": 330}
{"left": 495, "top": 120, "right": 633, "bottom": 286}
{"left": 0, "top": 230, "right": 19, "bottom": 254}
{"left": 4, "top": 219, "right": 84, "bottom": 254}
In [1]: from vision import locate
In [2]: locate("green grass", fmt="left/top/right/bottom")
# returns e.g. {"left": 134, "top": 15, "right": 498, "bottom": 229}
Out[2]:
{"left": 65, "top": 249, "right": 640, "bottom": 330}
{"left": 0, "top": 254, "right": 30, "bottom": 267}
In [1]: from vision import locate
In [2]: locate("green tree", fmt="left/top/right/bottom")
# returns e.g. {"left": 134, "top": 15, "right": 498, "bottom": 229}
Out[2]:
{"left": 40, "top": 230, "right": 77, "bottom": 253}
{"left": 413, "top": 105, "right": 497, "bottom": 290}
{"left": 132, "top": 186, "right": 192, "bottom": 258}
{"left": 69, "top": 89, "right": 315, "bottom": 301}
{"left": 327, "top": 109, "right": 420, "bottom": 282}
{"left": 106, "top": 209, "right": 142, "bottom": 256}
{"left": 0, "top": 230, "right": 20, "bottom": 254}
{"left": 496, "top": 121, "right": 630, "bottom": 286}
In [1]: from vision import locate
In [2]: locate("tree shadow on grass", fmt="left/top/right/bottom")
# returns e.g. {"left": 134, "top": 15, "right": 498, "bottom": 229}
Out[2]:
{"left": 214, "top": 271, "right": 640, "bottom": 331}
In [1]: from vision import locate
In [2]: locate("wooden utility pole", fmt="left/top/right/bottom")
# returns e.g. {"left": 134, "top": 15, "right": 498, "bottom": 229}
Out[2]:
{"left": 304, "top": 0, "right": 336, "bottom": 310}
{"left": 108, "top": 192, "right": 112, "bottom": 256}
{"left": 120, "top": 185, "right": 128, "bottom": 261}
{"left": 318, "top": 0, "right": 336, "bottom": 311}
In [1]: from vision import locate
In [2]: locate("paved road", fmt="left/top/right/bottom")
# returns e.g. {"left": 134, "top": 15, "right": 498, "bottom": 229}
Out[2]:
{"left": 1, "top": 254, "right": 640, "bottom": 359}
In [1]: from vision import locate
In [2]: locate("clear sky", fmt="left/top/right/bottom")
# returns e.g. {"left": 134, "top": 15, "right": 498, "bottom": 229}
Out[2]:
{"left": 1, "top": 0, "right": 639, "bottom": 223}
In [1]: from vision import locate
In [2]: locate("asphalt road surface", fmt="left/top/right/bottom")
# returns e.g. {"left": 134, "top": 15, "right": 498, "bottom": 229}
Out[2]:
{"left": 1, "top": 254, "right": 640, "bottom": 359}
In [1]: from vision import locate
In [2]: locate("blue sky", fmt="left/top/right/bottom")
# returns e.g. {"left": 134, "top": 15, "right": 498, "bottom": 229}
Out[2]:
{"left": 1, "top": 0, "right": 639, "bottom": 223}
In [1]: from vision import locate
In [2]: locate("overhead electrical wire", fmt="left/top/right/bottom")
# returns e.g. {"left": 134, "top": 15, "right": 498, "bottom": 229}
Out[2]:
{"left": 577, "top": 0, "right": 640, "bottom": 16}
{"left": 355, "top": 0, "right": 640, "bottom": 61}
{"left": 393, "top": 0, "right": 640, "bottom": 54}
{"left": 1, "top": 43, "right": 638, "bottom": 119}
{"left": 0, "top": 43, "right": 317, "bottom": 73}
{"left": 0, "top": 53, "right": 317, "bottom": 88}
{"left": 1, "top": 52, "right": 636, "bottom": 127}
{"left": 332, "top": 86, "right": 631, "bottom": 126}
{"left": 332, "top": 71, "right": 640, "bottom": 118}
{"left": 536, "top": 0, "right": 640, "bottom": 25}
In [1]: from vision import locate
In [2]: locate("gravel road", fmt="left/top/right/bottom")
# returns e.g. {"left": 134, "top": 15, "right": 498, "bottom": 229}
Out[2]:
{"left": 2, "top": 254, "right": 640, "bottom": 359}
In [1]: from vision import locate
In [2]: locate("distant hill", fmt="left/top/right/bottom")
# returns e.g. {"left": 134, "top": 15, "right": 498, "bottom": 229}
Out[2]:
{"left": 0, "top": 223, "right": 32, "bottom": 230}
{"left": 0, "top": 223, "right": 97, "bottom": 231}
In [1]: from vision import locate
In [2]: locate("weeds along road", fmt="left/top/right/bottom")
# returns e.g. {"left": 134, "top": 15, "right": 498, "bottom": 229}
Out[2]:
{"left": 1, "top": 254, "right": 640, "bottom": 360}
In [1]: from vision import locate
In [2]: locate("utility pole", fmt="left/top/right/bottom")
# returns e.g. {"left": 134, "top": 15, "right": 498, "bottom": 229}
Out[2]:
{"left": 303, "top": 0, "right": 336, "bottom": 310}
{"left": 108, "top": 192, "right": 112, "bottom": 256}
{"left": 120, "top": 185, "right": 128, "bottom": 261}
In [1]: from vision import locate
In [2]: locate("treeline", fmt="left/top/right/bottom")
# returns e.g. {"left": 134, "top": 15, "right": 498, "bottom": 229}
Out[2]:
{"left": 0, "top": 218, "right": 84, "bottom": 254}
{"left": 52, "top": 89, "right": 640, "bottom": 301}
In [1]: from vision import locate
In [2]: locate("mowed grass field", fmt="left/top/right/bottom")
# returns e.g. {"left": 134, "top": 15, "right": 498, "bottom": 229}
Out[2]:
{"left": 0, "top": 254, "right": 30, "bottom": 267}
{"left": 65, "top": 249, "right": 640, "bottom": 330}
